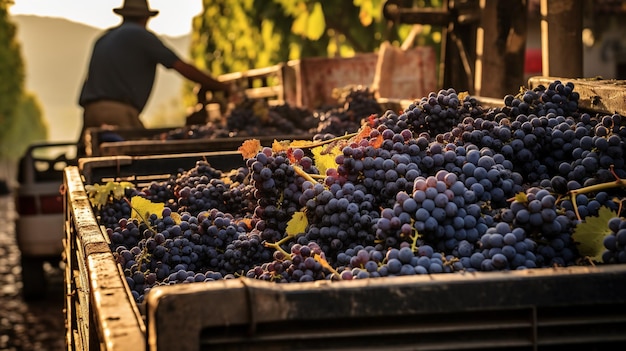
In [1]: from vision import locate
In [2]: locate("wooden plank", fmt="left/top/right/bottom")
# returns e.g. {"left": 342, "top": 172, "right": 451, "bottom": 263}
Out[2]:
{"left": 528, "top": 76, "right": 626, "bottom": 115}
{"left": 474, "top": 0, "right": 527, "bottom": 98}
{"left": 96, "top": 135, "right": 314, "bottom": 158}
{"left": 65, "top": 166, "right": 146, "bottom": 351}
{"left": 540, "top": 0, "right": 583, "bottom": 78}
{"left": 88, "top": 253, "right": 146, "bottom": 351}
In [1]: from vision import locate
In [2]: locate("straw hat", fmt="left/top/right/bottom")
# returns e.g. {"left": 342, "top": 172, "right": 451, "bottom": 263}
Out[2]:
{"left": 113, "top": 0, "right": 159, "bottom": 17}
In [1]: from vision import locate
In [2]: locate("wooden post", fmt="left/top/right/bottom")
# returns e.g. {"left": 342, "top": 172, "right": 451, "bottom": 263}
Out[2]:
{"left": 540, "top": 0, "right": 583, "bottom": 78}
{"left": 474, "top": 0, "right": 528, "bottom": 98}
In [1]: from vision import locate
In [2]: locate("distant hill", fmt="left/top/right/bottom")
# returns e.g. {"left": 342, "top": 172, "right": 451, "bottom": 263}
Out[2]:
{"left": 11, "top": 15, "right": 191, "bottom": 142}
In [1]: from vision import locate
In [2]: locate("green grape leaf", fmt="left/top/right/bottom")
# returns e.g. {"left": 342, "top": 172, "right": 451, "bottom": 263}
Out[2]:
{"left": 85, "top": 181, "right": 134, "bottom": 209}
{"left": 286, "top": 211, "right": 308, "bottom": 236}
{"left": 130, "top": 196, "right": 165, "bottom": 223}
{"left": 572, "top": 206, "right": 616, "bottom": 263}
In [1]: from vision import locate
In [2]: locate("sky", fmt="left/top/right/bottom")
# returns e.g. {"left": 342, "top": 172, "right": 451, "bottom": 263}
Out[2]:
{"left": 10, "top": 0, "right": 203, "bottom": 37}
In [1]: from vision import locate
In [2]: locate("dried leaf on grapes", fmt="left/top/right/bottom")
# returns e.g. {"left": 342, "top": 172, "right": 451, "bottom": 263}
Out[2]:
{"left": 273, "top": 139, "right": 315, "bottom": 155}
{"left": 238, "top": 139, "right": 262, "bottom": 159}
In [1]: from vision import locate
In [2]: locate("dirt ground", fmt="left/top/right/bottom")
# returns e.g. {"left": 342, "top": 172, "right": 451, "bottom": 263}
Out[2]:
{"left": 0, "top": 193, "right": 66, "bottom": 351}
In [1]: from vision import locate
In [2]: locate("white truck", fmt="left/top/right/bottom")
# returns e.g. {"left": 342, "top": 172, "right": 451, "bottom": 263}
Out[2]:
{"left": 14, "top": 141, "right": 77, "bottom": 299}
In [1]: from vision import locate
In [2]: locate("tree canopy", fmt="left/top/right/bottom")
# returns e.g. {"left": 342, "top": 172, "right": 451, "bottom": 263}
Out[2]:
{"left": 0, "top": 2, "right": 24, "bottom": 144}
{"left": 186, "top": 0, "right": 442, "bottom": 102}
{"left": 0, "top": 2, "right": 48, "bottom": 160}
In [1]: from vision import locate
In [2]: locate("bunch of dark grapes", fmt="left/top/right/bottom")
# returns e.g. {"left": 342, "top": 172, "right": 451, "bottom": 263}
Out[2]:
{"left": 329, "top": 127, "right": 421, "bottom": 208}
{"left": 227, "top": 99, "right": 317, "bottom": 136}
{"left": 98, "top": 196, "right": 134, "bottom": 230}
{"left": 603, "top": 216, "right": 626, "bottom": 263}
{"left": 107, "top": 217, "right": 143, "bottom": 250}
{"left": 269, "top": 103, "right": 318, "bottom": 132}
{"left": 335, "top": 85, "right": 382, "bottom": 121}
{"left": 225, "top": 97, "right": 264, "bottom": 134}
{"left": 403, "top": 170, "right": 489, "bottom": 253}
{"left": 500, "top": 187, "right": 578, "bottom": 266}
{"left": 173, "top": 160, "right": 227, "bottom": 215}
{"left": 248, "top": 147, "right": 304, "bottom": 242}
{"left": 314, "top": 86, "right": 382, "bottom": 136}
{"left": 246, "top": 242, "right": 330, "bottom": 282}
{"left": 474, "top": 222, "right": 538, "bottom": 271}
{"left": 399, "top": 88, "right": 486, "bottom": 138}
{"left": 110, "top": 208, "right": 273, "bottom": 303}
{"left": 360, "top": 244, "right": 458, "bottom": 277}
{"left": 300, "top": 180, "right": 379, "bottom": 263}
{"left": 138, "top": 180, "right": 179, "bottom": 212}
{"left": 335, "top": 245, "right": 386, "bottom": 279}
{"left": 499, "top": 80, "right": 579, "bottom": 119}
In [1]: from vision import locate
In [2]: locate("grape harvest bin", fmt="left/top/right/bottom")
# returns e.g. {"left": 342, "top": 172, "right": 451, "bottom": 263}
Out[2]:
{"left": 64, "top": 150, "right": 626, "bottom": 351}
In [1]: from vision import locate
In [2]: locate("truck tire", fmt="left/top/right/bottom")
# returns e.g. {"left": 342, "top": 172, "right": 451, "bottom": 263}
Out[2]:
{"left": 20, "top": 256, "right": 47, "bottom": 301}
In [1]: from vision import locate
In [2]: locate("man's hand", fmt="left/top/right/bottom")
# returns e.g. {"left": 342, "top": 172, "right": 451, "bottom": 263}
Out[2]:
{"left": 195, "top": 84, "right": 209, "bottom": 104}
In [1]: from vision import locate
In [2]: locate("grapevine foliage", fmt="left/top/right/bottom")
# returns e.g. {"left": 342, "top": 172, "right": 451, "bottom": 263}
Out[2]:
{"left": 85, "top": 181, "right": 134, "bottom": 209}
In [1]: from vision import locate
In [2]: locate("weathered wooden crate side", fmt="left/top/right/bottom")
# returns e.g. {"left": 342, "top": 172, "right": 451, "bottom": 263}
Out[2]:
{"left": 64, "top": 165, "right": 146, "bottom": 351}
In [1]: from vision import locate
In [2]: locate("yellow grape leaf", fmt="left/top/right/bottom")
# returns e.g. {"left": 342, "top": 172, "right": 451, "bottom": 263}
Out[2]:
{"left": 114, "top": 181, "right": 134, "bottom": 198}
{"left": 130, "top": 196, "right": 164, "bottom": 223}
{"left": 312, "top": 145, "right": 340, "bottom": 176}
{"left": 458, "top": 91, "right": 470, "bottom": 101}
{"left": 238, "top": 139, "right": 262, "bottom": 159}
{"left": 170, "top": 212, "right": 182, "bottom": 224}
{"left": 513, "top": 192, "right": 528, "bottom": 203}
{"left": 286, "top": 211, "right": 308, "bottom": 237}
{"left": 572, "top": 206, "right": 616, "bottom": 263}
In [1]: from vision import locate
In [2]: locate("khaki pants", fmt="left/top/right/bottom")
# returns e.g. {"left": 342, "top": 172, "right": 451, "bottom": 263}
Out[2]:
{"left": 78, "top": 100, "right": 144, "bottom": 157}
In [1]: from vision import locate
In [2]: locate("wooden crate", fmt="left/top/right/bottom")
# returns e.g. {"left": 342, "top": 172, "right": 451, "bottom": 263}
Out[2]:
{"left": 284, "top": 48, "right": 438, "bottom": 109}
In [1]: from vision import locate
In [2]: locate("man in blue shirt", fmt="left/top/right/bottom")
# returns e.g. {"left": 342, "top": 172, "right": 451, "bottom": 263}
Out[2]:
{"left": 77, "top": 0, "right": 231, "bottom": 155}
